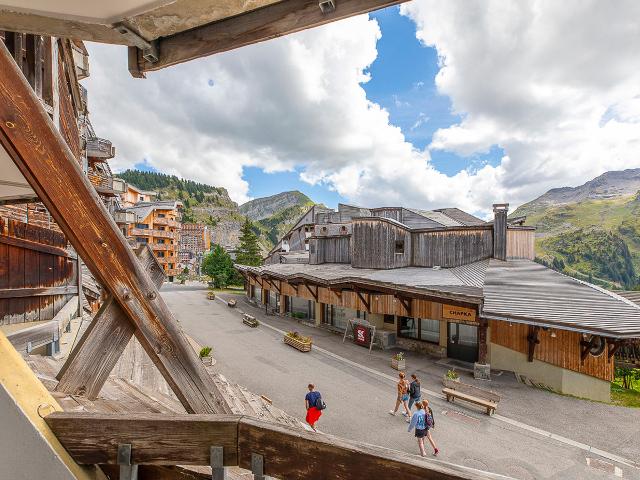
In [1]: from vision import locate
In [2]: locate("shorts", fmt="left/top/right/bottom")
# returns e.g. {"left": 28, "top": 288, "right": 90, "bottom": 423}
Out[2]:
{"left": 400, "top": 394, "right": 409, "bottom": 402}
{"left": 415, "top": 428, "right": 426, "bottom": 438}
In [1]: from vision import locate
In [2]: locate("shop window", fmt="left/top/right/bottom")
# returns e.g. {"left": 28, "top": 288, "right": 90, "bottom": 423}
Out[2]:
{"left": 420, "top": 319, "right": 440, "bottom": 343}
{"left": 395, "top": 239, "right": 405, "bottom": 254}
{"left": 398, "top": 316, "right": 418, "bottom": 339}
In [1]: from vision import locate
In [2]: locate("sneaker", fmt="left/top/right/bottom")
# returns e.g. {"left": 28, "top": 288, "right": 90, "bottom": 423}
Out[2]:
{"left": 388, "top": 410, "right": 396, "bottom": 415}
{"left": 433, "top": 448, "right": 439, "bottom": 456}
{"left": 401, "top": 412, "right": 408, "bottom": 417}
{"left": 405, "top": 417, "right": 410, "bottom": 423}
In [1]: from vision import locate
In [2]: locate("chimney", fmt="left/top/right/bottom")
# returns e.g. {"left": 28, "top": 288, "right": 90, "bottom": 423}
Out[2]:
{"left": 493, "top": 203, "right": 509, "bottom": 260}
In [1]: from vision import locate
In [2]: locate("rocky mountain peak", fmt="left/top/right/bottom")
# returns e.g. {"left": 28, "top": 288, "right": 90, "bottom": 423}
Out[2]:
{"left": 239, "top": 190, "right": 312, "bottom": 221}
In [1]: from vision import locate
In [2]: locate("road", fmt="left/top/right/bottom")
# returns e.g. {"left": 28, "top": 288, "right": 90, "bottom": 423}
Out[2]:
{"left": 162, "top": 284, "right": 639, "bottom": 480}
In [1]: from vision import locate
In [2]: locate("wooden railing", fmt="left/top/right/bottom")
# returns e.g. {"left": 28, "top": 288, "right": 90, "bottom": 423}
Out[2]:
{"left": 153, "top": 217, "right": 180, "bottom": 228}
{"left": 130, "top": 228, "right": 179, "bottom": 240}
{"left": 45, "top": 412, "right": 506, "bottom": 480}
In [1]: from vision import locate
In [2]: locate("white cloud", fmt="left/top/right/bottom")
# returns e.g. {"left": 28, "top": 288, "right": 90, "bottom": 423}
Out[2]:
{"left": 84, "top": 1, "right": 640, "bottom": 215}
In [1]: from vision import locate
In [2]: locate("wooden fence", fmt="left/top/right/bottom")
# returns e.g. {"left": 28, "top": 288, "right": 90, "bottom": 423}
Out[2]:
{"left": 45, "top": 412, "right": 510, "bottom": 480}
{"left": 0, "top": 217, "right": 78, "bottom": 325}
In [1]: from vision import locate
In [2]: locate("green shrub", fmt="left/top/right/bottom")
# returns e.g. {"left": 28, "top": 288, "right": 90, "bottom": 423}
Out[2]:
{"left": 199, "top": 346, "right": 212, "bottom": 358}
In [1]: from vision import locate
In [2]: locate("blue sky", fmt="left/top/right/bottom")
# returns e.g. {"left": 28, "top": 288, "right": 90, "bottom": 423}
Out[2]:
{"left": 231, "top": 6, "right": 503, "bottom": 208}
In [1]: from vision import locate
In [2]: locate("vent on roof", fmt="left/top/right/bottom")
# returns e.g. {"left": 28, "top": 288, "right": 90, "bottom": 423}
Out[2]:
{"left": 319, "top": 0, "right": 336, "bottom": 13}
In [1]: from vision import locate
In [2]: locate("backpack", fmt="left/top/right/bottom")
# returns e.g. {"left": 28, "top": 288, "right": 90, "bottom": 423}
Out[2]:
{"left": 426, "top": 407, "right": 435, "bottom": 428}
{"left": 315, "top": 396, "right": 326, "bottom": 410}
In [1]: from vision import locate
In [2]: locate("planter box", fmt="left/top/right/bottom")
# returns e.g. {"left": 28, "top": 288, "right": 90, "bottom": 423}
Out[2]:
{"left": 243, "top": 316, "right": 259, "bottom": 328}
{"left": 227, "top": 299, "right": 237, "bottom": 308}
{"left": 284, "top": 335, "right": 312, "bottom": 352}
{"left": 201, "top": 356, "right": 213, "bottom": 366}
{"left": 443, "top": 375, "right": 460, "bottom": 385}
{"left": 207, "top": 292, "right": 216, "bottom": 300}
{"left": 391, "top": 358, "right": 405, "bottom": 371}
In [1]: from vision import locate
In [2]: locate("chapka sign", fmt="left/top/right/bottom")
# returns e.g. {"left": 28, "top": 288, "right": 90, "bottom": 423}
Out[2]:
{"left": 443, "top": 304, "right": 476, "bottom": 322}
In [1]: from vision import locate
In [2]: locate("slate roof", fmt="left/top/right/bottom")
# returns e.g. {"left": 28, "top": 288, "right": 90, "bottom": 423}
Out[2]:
{"left": 238, "top": 258, "right": 640, "bottom": 338}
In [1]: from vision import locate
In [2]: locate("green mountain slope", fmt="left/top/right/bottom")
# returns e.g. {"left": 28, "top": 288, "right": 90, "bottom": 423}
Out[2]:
{"left": 513, "top": 180, "right": 640, "bottom": 289}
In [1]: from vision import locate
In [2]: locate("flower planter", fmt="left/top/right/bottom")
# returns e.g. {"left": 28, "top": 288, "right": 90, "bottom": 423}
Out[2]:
{"left": 227, "top": 299, "right": 237, "bottom": 308}
{"left": 284, "top": 334, "right": 312, "bottom": 352}
{"left": 391, "top": 358, "right": 405, "bottom": 371}
{"left": 443, "top": 375, "right": 460, "bottom": 385}
{"left": 207, "top": 292, "right": 216, "bottom": 300}
{"left": 201, "top": 355, "right": 213, "bottom": 366}
{"left": 243, "top": 314, "right": 259, "bottom": 328}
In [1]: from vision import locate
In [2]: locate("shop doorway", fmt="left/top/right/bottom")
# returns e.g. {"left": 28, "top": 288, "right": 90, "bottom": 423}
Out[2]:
{"left": 447, "top": 322, "right": 478, "bottom": 363}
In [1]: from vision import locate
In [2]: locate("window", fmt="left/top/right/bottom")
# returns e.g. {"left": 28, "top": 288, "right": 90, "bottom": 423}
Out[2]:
{"left": 157, "top": 213, "right": 166, "bottom": 218}
{"left": 420, "top": 319, "right": 440, "bottom": 343}
{"left": 395, "top": 239, "right": 405, "bottom": 254}
{"left": 135, "top": 237, "right": 148, "bottom": 244}
{"left": 135, "top": 223, "right": 148, "bottom": 229}
{"left": 321, "top": 226, "right": 327, "bottom": 233}
{"left": 340, "top": 226, "right": 348, "bottom": 234}
{"left": 398, "top": 316, "right": 418, "bottom": 339}
{"left": 399, "top": 317, "right": 440, "bottom": 344}
{"left": 139, "top": 196, "right": 144, "bottom": 201}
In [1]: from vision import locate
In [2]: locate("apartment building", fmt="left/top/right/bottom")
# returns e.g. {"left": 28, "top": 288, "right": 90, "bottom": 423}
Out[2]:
{"left": 179, "top": 223, "right": 211, "bottom": 273}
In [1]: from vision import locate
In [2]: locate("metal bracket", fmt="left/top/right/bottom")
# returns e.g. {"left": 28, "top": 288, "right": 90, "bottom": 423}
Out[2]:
{"left": 210, "top": 446, "right": 225, "bottom": 480}
{"left": 118, "top": 443, "right": 138, "bottom": 480}
{"left": 251, "top": 453, "right": 264, "bottom": 480}
{"left": 113, "top": 23, "right": 159, "bottom": 63}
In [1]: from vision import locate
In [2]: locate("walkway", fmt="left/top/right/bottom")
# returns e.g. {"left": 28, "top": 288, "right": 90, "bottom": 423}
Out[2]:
{"left": 162, "top": 284, "right": 639, "bottom": 479}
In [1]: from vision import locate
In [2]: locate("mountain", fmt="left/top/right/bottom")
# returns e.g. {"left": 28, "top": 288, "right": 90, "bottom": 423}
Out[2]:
{"left": 116, "top": 171, "right": 317, "bottom": 252}
{"left": 240, "top": 191, "right": 316, "bottom": 246}
{"left": 512, "top": 169, "right": 640, "bottom": 289}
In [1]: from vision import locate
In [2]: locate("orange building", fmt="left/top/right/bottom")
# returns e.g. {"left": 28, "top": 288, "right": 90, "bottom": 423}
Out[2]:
{"left": 119, "top": 182, "right": 157, "bottom": 208}
{"left": 118, "top": 201, "right": 183, "bottom": 280}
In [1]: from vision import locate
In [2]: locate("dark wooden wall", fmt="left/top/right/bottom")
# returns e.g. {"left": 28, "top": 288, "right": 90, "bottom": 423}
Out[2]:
{"left": 57, "top": 46, "right": 81, "bottom": 161}
{"left": 352, "top": 219, "right": 411, "bottom": 269}
{"left": 411, "top": 228, "right": 493, "bottom": 268}
{"left": 0, "top": 218, "right": 78, "bottom": 325}
{"left": 493, "top": 205, "right": 507, "bottom": 261}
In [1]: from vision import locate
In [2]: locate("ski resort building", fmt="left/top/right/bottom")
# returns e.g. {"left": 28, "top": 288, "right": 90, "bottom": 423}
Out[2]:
{"left": 238, "top": 203, "right": 640, "bottom": 402}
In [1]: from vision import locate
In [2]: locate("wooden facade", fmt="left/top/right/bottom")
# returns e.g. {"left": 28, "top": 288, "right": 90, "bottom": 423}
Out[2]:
{"left": 0, "top": 217, "right": 77, "bottom": 325}
{"left": 506, "top": 227, "right": 535, "bottom": 260}
{"left": 412, "top": 227, "right": 493, "bottom": 268}
{"left": 309, "top": 236, "right": 351, "bottom": 264}
{"left": 352, "top": 218, "right": 411, "bottom": 269}
{"left": 490, "top": 320, "right": 614, "bottom": 381}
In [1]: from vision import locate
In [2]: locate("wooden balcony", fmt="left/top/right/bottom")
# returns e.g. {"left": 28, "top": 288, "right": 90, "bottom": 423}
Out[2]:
{"left": 45, "top": 412, "right": 498, "bottom": 479}
{"left": 150, "top": 243, "right": 174, "bottom": 251}
{"left": 153, "top": 217, "right": 180, "bottom": 228}
{"left": 114, "top": 210, "right": 135, "bottom": 224}
{"left": 86, "top": 136, "right": 115, "bottom": 160}
{"left": 130, "top": 228, "right": 179, "bottom": 240}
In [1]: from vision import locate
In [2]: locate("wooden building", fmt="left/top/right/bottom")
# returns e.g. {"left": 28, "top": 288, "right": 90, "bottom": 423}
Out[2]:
{"left": 238, "top": 203, "right": 640, "bottom": 402}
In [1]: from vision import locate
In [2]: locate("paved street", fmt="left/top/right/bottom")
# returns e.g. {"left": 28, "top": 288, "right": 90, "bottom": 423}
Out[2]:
{"left": 162, "top": 284, "right": 640, "bottom": 480}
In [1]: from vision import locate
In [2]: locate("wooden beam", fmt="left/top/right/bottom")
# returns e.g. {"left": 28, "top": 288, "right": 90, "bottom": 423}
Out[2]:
{"left": 137, "top": 0, "right": 408, "bottom": 73}
{"left": 330, "top": 287, "right": 342, "bottom": 300}
{"left": 0, "top": 233, "right": 75, "bottom": 258}
{"left": 45, "top": 412, "right": 502, "bottom": 480}
{"left": 303, "top": 282, "right": 318, "bottom": 302}
{"left": 44, "top": 412, "right": 240, "bottom": 466}
{"left": 56, "top": 247, "right": 163, "bottom": 399}
{"left": 0, "top": 43, "right": 230, "bottom": 415}
{"left": 580, "top": 336, "right": 599, "bottom": 363}
{"left": 396, "top": 296, "right": 412, "bottom": 317}
{"left": 526, "top": 326, "right": 540, "bottom": 362}
{"left": 356, "top": 290, "right": 370, "bottom": 313}
{"left": 608, "top": 339, "right": 624, "bottom": 360}
{"left": 0, "top": 285, "right": 77, "bottom": 298}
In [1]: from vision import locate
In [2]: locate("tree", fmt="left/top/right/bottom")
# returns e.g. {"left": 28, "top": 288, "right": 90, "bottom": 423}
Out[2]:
{"left": 235, "top": 217, "right": 262, "bottom": 266}
{"left": 201, "top": 245, "right": 237, "bottom": 288}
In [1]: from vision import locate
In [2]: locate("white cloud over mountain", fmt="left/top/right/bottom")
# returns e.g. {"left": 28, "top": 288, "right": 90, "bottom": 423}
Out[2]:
{"left": 85, "top": 0, "right": 640, "bottom": 214}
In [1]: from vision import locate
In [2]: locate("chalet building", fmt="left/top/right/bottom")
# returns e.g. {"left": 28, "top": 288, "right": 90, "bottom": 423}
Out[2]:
{"left": 179, "top": 223, "right": 211, "bottom": 273}
{"left": 118, "top": 181, "right": 157, "bottom": 208}
{"left": 238, "top": 203, "right": 640, "bottom": 402}
{"left": 117, "top": 200, "right": 183, "bottom": 280}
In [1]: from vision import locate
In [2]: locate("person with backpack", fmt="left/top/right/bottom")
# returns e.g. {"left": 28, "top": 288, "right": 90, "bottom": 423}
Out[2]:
{"left": 407, "top": 400, "right": 427, "bottom": 456}
{"left": 408, "top": 373, "right": 421, "bottom": 410}
{"left": 423, "top": 399, "right": 439, "bottom": 456}
{"left": 388, "top": 372, "right": 411, "bottom": 421}
{"left": 304, "top": 383, "right": 325, "bottom": 431}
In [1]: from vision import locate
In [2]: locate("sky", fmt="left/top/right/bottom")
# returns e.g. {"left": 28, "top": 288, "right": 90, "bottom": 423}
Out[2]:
{"left": 83, "top": 0, "right": 640, "bottom": 215}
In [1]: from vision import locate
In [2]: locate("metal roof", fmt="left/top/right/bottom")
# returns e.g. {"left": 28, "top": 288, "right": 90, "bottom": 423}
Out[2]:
{"left": 434, "top": 208, "right": 487, "bottom": 226}
{"left": 483, "top": 259, "right": 640, "bottom": 338}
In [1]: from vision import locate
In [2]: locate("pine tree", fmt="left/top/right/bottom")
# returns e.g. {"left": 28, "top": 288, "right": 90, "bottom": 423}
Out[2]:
{"left": 236, "top": 218, "right": 262, "bottom": 266}
{"left": 202, "top": 245, "right": 238, "bottom": 288}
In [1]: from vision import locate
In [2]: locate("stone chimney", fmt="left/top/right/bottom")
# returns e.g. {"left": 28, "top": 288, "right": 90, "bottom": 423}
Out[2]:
{"left": 493, "top": 203, "right": 509, "bottom": 260}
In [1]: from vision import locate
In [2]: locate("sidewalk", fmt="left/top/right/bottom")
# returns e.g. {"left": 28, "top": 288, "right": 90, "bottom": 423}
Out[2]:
{"left": 222, "top": 293, "right": 640, "bottom": 467}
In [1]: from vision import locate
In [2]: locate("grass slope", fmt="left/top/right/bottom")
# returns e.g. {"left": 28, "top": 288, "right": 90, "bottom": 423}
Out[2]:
{"left": 514, "top": 192, "right": 640, "bottom": 289}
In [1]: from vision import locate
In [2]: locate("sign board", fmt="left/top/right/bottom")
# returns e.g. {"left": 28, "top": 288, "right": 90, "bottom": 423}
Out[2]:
{"left": 354, "top": 324, "right": 370, "bottom": 346}
{"left": 442, "top": 304, "right": 476, "bottom": 322}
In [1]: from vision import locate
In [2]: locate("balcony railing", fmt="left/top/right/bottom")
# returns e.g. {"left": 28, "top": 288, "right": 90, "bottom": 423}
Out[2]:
{"left": 45, "top": 412, "right": 499, "bottom": 480}
{"left": 86, "top": 136, "right": 115, "bottom": 160}
{"left": 150, "top": 243, "right": 174, "bottom": 251}
{"left": 153, "top": 217, "right": 180, "bottom": 228}
{"left": 114, "top": 211, "right": 135, "bottom": 224}
{"left": 130, "top": 228, "right": 179, "bottom": 240}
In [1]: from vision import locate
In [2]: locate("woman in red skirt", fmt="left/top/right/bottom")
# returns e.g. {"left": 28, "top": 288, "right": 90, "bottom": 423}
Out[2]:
{"left": 305, "top": 383, "right": 323, "bottom": 431}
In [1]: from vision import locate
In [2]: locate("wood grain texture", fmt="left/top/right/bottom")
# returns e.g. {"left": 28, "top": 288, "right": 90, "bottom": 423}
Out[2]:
{"left": 56, "top": 247, "right": 164, "bottom": 399}
{"left": 138, "top": 0, "right": 408, "bottom": 72}
{"left": 44, "top": 412, "right": 240, "bottom": 466}
{"left": 0, "top": 43, "right": 230, "bottom": 414}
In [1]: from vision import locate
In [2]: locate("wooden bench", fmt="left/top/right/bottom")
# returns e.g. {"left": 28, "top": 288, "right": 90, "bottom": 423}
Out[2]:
{"left": 242, "top": 313, "right": 258, "bottom": 328}
{"left": 442, "top": 379, "right": 501, "bottom": 415}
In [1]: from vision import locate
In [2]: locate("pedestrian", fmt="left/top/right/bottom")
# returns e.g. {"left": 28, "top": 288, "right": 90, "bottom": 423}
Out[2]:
{"left": 407, "top": 400, "right": 427, "bottom": 456}
{"left": 304, "top": 383, "right": 324, "bottom": 431}
{"left": 422, "top": 399, "right": 439, "bottom": 456}
{"left": 389, "top": 372, "right": 411, "bottom": 420}
{"left": 408, "top": 373, "right": 421, "bottom": 410}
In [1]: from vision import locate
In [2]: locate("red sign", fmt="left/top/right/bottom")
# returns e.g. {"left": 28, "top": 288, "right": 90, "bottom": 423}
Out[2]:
{"left": 354, "top": 325, "right": 370, "bottom": 346}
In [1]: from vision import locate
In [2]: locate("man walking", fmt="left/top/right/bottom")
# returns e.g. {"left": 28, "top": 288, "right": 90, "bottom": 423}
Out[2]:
{"left": 305, "top": 383, "right": 324, "bottom": 431}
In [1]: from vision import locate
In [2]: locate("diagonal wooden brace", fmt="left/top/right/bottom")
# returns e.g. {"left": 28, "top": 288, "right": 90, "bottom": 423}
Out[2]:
{"left": 55, "top": 246, "right": 163, "bottom": 399}
{"left": 0, "top": 42, "right": 230, "bottom": 414}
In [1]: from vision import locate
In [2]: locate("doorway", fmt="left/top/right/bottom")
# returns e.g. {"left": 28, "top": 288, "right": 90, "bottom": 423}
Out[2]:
{"left": 447, "top": 322, "right": 478, "bottom": 363}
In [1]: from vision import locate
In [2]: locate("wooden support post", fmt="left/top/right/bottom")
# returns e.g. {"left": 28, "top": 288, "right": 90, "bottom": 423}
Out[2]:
{"left": 330, "top": 288, "right": 342, "bottom": 301}
{"left": 356, "top": 290, "right": 370, "bottom": 313}
{"left": 478, "top": 319, "right": 488, "bottom": 365}
{"left": 580, "top": 336, "right": 599, "bottom": 364}
{"left": 607, "top": 339, "right": 624, "bottom": 360}
{"left": 0, "top": 43, "right": 230, "bottom": 414}
{"left": 303, "top": 282, "right": 318, "bottom": 302}
{"left": 526, "top": 326, "right": 540, "bottom": 363}
{"left": 56, "top": 247, "right": 163, "bottom": 398}
{"left": 397, "top": 296, "right": 411, "bottom": 317}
